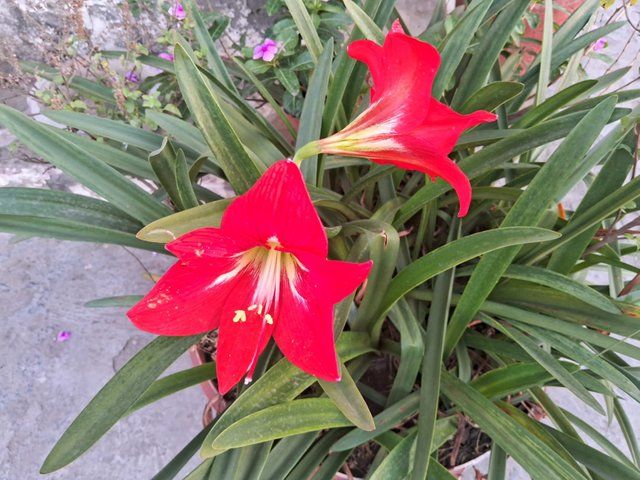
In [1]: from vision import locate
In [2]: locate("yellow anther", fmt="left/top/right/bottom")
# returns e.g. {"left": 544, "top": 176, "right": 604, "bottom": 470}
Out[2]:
{"left": 257, "top": 304, "right": 263, "bottom": 315}
{"left": 233, "top": 310, "right": 247, "bottom": 323}
{"left": 265, "top": 314, "right": 274, "bottom": 325}
{"left": 248, "top": 304, "right": 258, "bottom": 311}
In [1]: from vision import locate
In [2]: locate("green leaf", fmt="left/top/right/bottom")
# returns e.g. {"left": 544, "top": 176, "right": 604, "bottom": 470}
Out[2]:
{"left": 497, "top": 264, "right": 619, "bottom": 313}
{"left": 371, "top": 227, "right": 560, "bottom": 336}
{"left": 513, "top": 80, "right": 597, "bottom": 128}
{"left": 127, "top": 362, "right": 216, "bottom": 414}
{"left": 535, "top": 0, "right": 554, "bottom": 104}
{"left": 146, "top": 110, "right": 210, "bottom": 156}
{"left": 85, "top": 295, "right": 142, "bottom": 308}
{"left": 211, "top": 399, "right": 351, "bottom": 450}
{"left": 459, "top": 82, "right": 525, "bottom": 114}
{"left": 43, "top": 110, "right": 198, "bottom": 158}
{"left": 296, "top": 38, "right": 333, "bottom": 184}
{"left": 451, "top": 0, "right": 530, "bottom": 108}
{"left": 369, "top": 431, "right": 418, "bottom": 480}
{"left": 432, "top": 0, "right": 493, "bottom": 99}
{"left": 41, "top": 336, "right": 200, "bottom": 473}
{"left": 0, "top": 188, "right": 141, "bottom": 233}
{"left": 332, "top": 395, "right": 454, "bottom": 452}
{"left": 54, "top": 127, "right": 158, "bottom": 180}
{"left": 387, "top": 299, "right": 424, "bottom": 405}
{"left": 412, "top": 220, "right": 458, "bottom": 480}
{"left": 0, "top": 105, "right": 170, "bottom": 224}
{"left": 482, "top": 316, "right": 604, "bottom": 413}
{"left": 343, "top": 0, "right": 385, "bottom": 43}
{"left": 257, "top": 433, "right": 317, "bottom": 480}
{"left": 440, "top": 372, "right": 587, "bottom": 480}
{"left": 232, "top": 58, "right": 296, "bottom": 139}
{"left": 201, "top": 332, "right": 373, "bottom": 457}
{"left": 174, "top": 44, "right": 261, "bottom": 193}
{"left": 183, "top": 0, "right": 237, "bottom": 93}
{"left": 275, "top": 68, "right": 301, "bottom": 96}
{"left": 283, "top": 0, "right": 324, "bottom": 61}
{"left": 444, "top": 97, "right": 617, "bottom": 355}
{"left": 0, "top": 215, "right": 163, "bottom": 252}
{"left": 136, "top": 199, "right": 231, "bottom": 243}
{"left": 319, "top": 363, "right": 375, "bottom": 431}
{"left": 152, "top": 424, "right": 214, "bottom": 480}
{"left": 20, "top": 60, "right": 116, "bottom": 105}
{"left": 149, "top": 138, "right": 199, "bottom": 211}
{"left": 395, "top": 109, "right": 620, "bottom": 226}
{"left": 196, "top": 65, "right": 293, "bottom": 157}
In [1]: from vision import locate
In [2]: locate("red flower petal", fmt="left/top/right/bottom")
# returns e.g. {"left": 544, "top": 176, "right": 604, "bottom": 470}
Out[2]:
{"left": 127, "top": 258, "right": 235, "bottom": 336}
{"left": 166, "top": 227, "right": 249, "bottom": 261}
{"left": 273, "top": 253, "right": 371, "bottom": 381}
{"left": 348, "top": 39, "right": 385, "bottom": 102}
{"left": 221, "top": 160, "right": 327, "bottom": 255}
{"left": 215, "top": 273, "right": 274, "bottom": 394}
{"left": 317, "top": 22, "right": 496, "bottom": 217}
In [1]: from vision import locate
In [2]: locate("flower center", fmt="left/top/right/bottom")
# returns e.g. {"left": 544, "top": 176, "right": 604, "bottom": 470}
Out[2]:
{"left": 210, "top": 236, "right": 305, "bottom": 322}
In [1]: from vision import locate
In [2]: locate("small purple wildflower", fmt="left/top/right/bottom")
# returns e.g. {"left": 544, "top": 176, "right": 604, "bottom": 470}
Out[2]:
{"left": 592, "top": 39, "right": 607, "bottom": 52}
{"left": 57, "top": 330, "right": 72, "bottom": 342}
{"left": 168, "top": 2, "right": 186, "bottom": 20}
{"left": 253, "top": 38, "right": 279, "bottom": 62}
{"left": 158, "top": 52, "right": 175, "bottom": 62}
{"left": 125, "top": 70, "right": 139, "bottom": 83}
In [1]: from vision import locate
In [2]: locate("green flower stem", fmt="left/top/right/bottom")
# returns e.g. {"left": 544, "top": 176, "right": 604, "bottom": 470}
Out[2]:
{"left": 292, "top": 140, "right": 322, "bottom": 167}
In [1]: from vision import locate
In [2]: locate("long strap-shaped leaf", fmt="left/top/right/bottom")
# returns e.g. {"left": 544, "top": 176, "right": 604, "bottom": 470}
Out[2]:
{"left": 200, "top": 332, "right": 374, "bottom": 457}
{"left": 296, "top": 38, "right": 333, "bottom": 184}
{"left": 41, "top": 335, "right": 200, "bottom": 473}
{"left": 210, "top": 399, "right": 351, "bottom": 451}
{"left": 440, "top": 372, "right": 588, "bottom": 480}
{"left": 282, "top": 0, "right": 323, "bottom": 62}
{"left": 394, "top": 107, "right": 623, "bottom": 226}
{"left": 183, "top": 0, "right": 237, "bottom": 94}
{"left": 444, "top": 97, "right": 617, "bottom": 356}
{"left": 0, "top": 105, "right": 170, "bottom": 224}
{"left": 370, "top": 226, "right": 560, "bottom": 340}
{"left": 451, "top": 0, "right": 530, "bottom": 108}
{"left": 174, "top": 44, "right": 261, "bottom": 193}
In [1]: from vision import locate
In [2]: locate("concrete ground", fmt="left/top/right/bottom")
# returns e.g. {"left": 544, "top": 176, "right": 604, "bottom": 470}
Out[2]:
{"left": 0, "top": 235, "right": 204, "bottom": 479}
{"left": 1, "top": 1, "right": 640, "bottom": 479}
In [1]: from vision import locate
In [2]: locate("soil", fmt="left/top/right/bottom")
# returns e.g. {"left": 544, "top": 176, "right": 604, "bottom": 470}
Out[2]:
{"left": 438, "top": 416, "right": 492, "bottom": 469}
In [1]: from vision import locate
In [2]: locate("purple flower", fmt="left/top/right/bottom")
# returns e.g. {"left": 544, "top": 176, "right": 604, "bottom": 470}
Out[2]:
{"left": 158, "top": 52, "right": 174, "bottom": 62}
{"left": 57, "top": 330, "right": 72, "bottom": 342}
{"left": 592, "top": 39, "right": 607, "bottom": 52}
{"left": 168, "top": 2, "right": 186, "bottom": 20}
{"left": 125, "top": 70, "right": 139, "bottom": 83}
{"left": 253, "top": 38, "right": 280, "bottom": 62}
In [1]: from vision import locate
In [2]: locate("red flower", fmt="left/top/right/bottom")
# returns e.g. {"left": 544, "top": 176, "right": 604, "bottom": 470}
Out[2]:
{"left": 311, "top": 21, "right": 496, "bottom": 216}
{"left": 127, "top": 160, "right": 372, "bottom": 393}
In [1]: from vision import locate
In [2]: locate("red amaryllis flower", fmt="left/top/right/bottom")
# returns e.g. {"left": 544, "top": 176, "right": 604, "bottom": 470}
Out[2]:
{"left": 308, "top": 20, "right": 496, "bottom": 216}
{"left": 127, "top": 160, "right": 372, "bottom": 394}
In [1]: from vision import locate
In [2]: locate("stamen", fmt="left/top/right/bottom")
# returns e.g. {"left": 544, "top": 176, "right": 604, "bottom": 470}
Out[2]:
{"left": 233, "top": 310, "right": 247, "bottom": 323}
{"left": 265, "top": 314, "right": 274, "bottom": 325}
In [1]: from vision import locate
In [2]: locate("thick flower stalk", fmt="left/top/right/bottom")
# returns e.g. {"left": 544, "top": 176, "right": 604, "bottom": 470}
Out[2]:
{"left": 299, "top": 20, "right": 496, "bottom": 216}
{"left": 128, "top": 160, "right": 372, "bottom": 393}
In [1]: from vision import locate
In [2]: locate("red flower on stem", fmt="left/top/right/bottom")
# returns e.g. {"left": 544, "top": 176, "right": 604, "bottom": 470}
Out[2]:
{"left": 299, "top": 20, "right": 496, "bottom": 216}
{"left": 128, "top": 160, "right": 372, "bottom": 394}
